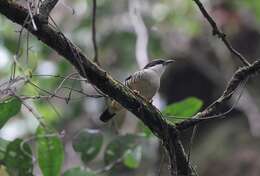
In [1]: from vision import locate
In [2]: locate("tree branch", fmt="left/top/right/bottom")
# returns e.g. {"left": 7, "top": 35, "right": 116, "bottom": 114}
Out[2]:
{"left": 0, "top": 1, "right": 192, "bottom": 175}
{"left": 192, "top": 0, "right": 251, "bottom": 66}
{"left": 91, "top": 0, "right": 99, "bottom": 65}
{"left": 177, "top": 59, "right": 260, "bottom": 130}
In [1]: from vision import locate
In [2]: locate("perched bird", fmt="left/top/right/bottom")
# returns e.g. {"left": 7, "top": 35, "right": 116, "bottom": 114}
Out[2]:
{"left": 99, "top": 59, "right": 174, "bottom": 122}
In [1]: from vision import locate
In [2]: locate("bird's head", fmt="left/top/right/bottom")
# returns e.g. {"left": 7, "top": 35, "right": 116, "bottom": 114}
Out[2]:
{"left": 143, "top": 59, "right": 175, "bottom": 75}
{"left": 143, "top": 59, "right": 175, "bottom": 69}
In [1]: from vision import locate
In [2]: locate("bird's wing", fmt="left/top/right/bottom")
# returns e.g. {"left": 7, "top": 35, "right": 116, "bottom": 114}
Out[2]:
{"left": 124, "top": 71, "right": 142, "bottom": 87}
{"left": 124, "top": 75, "right": 132, "bottom": 83}
{"left": 124, "top": 75, "right": 132, "bottom": 86}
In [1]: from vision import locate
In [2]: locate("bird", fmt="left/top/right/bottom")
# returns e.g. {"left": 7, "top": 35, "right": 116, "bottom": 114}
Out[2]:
{"left": 99, "top": 59, "right": 174, "bottom": 122}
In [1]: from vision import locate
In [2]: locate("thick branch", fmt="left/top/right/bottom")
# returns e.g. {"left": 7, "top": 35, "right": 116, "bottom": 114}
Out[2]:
{"left": 177, "top": 60, "right": 260, "bottom": 130}
{"left": 0, "top": 1, "right": 192, "bottom": 175}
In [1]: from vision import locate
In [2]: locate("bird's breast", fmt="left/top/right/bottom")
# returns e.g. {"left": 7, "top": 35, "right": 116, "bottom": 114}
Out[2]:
{"left": 127, "top": 71, "right": 160, "bottom": 100}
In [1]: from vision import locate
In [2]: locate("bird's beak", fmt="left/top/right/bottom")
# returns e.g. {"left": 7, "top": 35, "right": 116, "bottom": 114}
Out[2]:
{"left": 164, "top": 59, "right": 175, "bottom": 66}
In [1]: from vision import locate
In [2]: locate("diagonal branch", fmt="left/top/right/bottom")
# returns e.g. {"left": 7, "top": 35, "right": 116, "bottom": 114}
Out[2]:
{"left": 177, "top": 59, "right": 260, "bottom": 130}
{"left": 0, "top": 1, "right": 193, "bottom": 175}
{"left": 193, "top": 0, "right": 251, "bottom": 66}
{"left": 91, "top": 0, "right": 99, "bottom": 65}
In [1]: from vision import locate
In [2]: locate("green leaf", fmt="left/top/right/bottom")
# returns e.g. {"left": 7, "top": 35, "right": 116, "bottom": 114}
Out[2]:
{"left": 0, "top": 138, "right": 10, "bottom": 160}
{"left": 104, "top": 134, "right": 137, "bottom": 165}
{"left": 36, "top": 127, "right": 64, "bottom": 176}
{"left": 72, "top": 129, "right": 103, "bottom": 163}
{"left": 63, "top": 167, "right": 96, "bottom": 176}
{"left": 163, "top": 97, "right": 203, "bottom": 123}
{"left": 4, "top": 139, "right": 33, "bottom": 176}
{"left": 0, "top": 97, "right": 21, "bottom": 128}
{"left": 123, "top": 146, "right": 142, "bottom": 169}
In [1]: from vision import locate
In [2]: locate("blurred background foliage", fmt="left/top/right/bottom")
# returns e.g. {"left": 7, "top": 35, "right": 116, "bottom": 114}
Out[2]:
{"left": 1, "top": 0, "right": 260, "bottom": 175}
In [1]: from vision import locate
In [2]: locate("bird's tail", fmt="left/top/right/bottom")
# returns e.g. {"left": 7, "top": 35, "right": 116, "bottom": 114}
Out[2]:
{"left": 99, "top": 108, "right": 116, "bottom": 122}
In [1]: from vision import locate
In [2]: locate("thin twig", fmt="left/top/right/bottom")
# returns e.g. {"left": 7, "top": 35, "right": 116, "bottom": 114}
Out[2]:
{"left": 20, "top": 95, "right": 49, "bottom": 100}
{"left": 27, "top": 2, "right": 37, "bottom": 31}
{"left": 62, "top": 86, "right": 105, "bottom": 98}
{"left": 192, "top": 0, "right": 251, "bottom": 66}
{"left": 0, "top": 76, "right": 27, "bottom": 101}
{"left": 32, "top": 73, "right": 105, "bottom": 99}
{"left": 11, "top": 10, "right": 32, "bottom": 80}
{"left": 32, "top": 73, "right": 87, "bottom": 81}
{"left": 26, "top": 30, "right": 30, "bottom": 65}
{"left": 177, "top": 75, "right": 250, "bottom": 130}
{"left": 10, "top": 91, "right": 47, "bottom": 128}
{"left": 65, "top": 78, "right": 75, "bottom": 103}
{"left": 12, "top": 29, "right": 24, "bottom": 80}
{"left": 53, "top": 72, "right": 78, "bottom": 95}
{"left": 92, "top": 0, "right": 99, "bottom": 65}
{"left": 28, "top": 80, "right": 67, "bottom": 101}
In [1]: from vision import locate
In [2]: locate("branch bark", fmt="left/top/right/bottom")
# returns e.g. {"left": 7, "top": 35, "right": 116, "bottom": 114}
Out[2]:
{"left": 0, "top": 1, "right": 192, "bottom": 175}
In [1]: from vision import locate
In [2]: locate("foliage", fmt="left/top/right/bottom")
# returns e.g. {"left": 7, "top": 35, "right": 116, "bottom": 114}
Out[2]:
{"left": 140, "top": 97, "right": 203, "bottom": 137}
{"left": 163, "top": 97, "right": 203, "bottom": 123}
{"left": 104, "top": 134, "right": 138, "bottom": 165}
{"left": 0, "top": 139, "right": 9, "bottom": 161}
{"left": 36, "top": 127, "right": 64, "bottom": 176}
{"left": 3, "top": 139, "right": 33, "bottom": 176}
{"left": 123, "top": 146, "right": 142, "bottom": 169}
{"left": 72, "top": 129, "right": 103, "bottom": 163}
{"left": 0, "top": 97, "right": 21, "bottom": 128}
